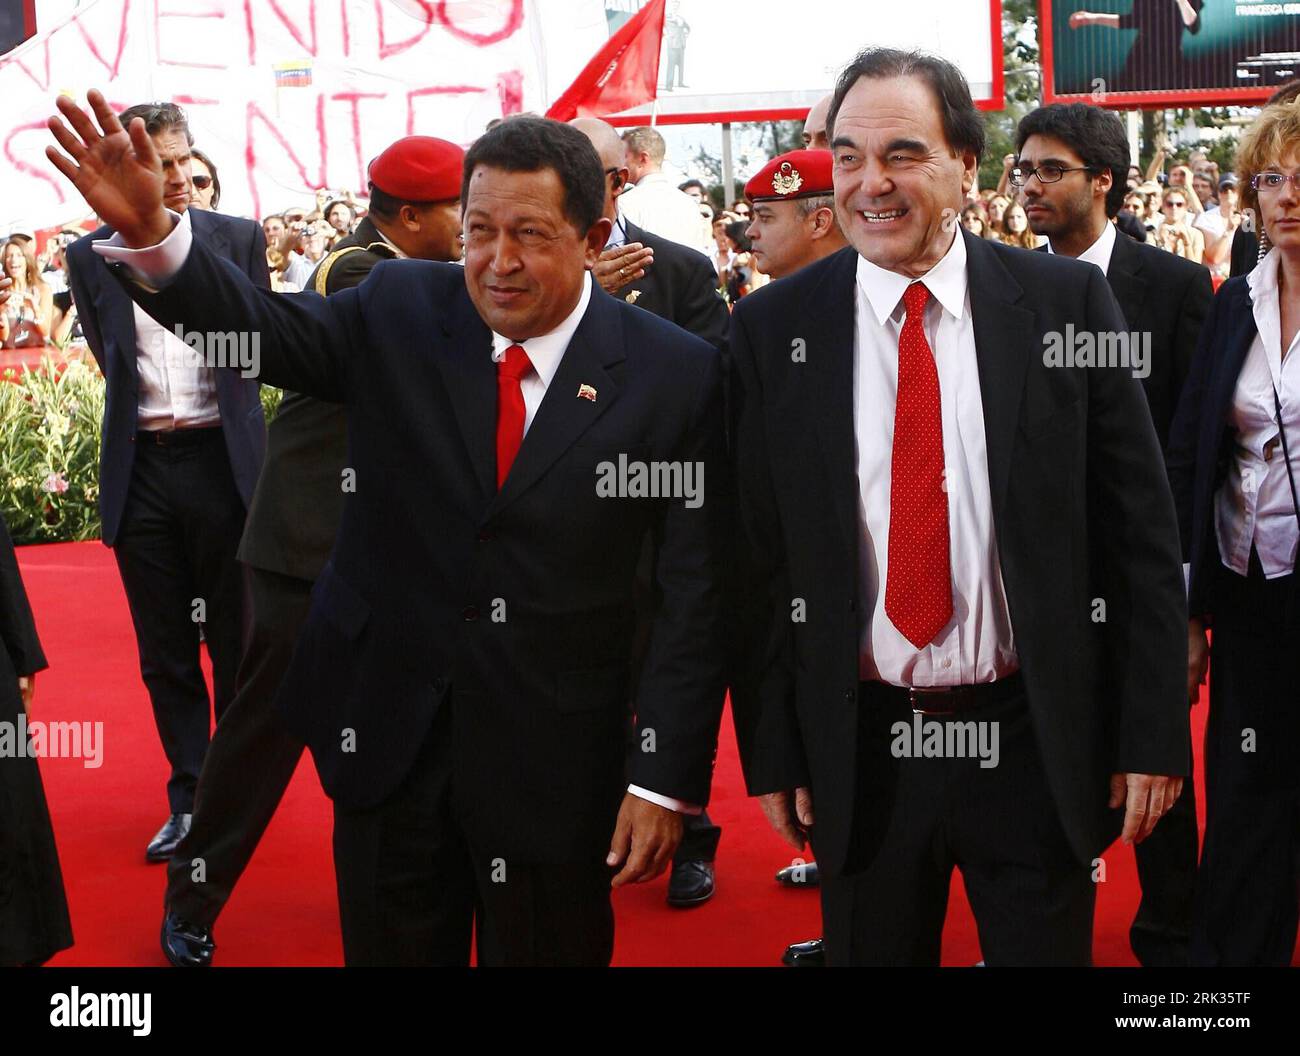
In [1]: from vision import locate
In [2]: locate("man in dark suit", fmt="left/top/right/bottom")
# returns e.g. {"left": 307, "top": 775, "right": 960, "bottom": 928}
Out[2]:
{"left": 49, "top": 96, "right": 729, "bottom": 966}
{"left": 1016, "top": 102, "right": 1213, "bottom": 967}
{"left": 159, "top": 137, "right": 467, "bottom": 967}
{"left": 730, "top": 48, "right": 1189, "bottom": 966}
{"left": 574, "top": 116, "right": 728, "bottom": 908}
{"left": 64, "top": 102, "right": 268, "bottom": 863}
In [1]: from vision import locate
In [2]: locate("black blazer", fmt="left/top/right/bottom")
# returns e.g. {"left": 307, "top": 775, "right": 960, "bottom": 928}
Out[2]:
{"left": 729, "top": 233, "right": 1189, "bottom": 875}
{"left": 1101, "top": 231, "right": 1214, "bottom": 452}
{"left": 617, "top": 220, "right": 728, "bottom": 354}
{"left": 236, "top": 217, "right": 395, "bottom": 582}
{"left": 0, "top": 513, "right": 45, "bottom": 683}
{"left": 1037, "top": 232, "right": 1212, "bottom": 450}
{"left": 116, "top": 241, "right": 731, "bottom": 865}
{"left": 67, "top": 209, "right": 270, "bottom": 546}
{"left": 1167, "top": 276, "right": 1270, "bottom": 619}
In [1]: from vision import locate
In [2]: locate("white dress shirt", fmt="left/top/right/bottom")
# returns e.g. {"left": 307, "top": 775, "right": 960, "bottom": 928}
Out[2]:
{"left": 94, "top": 210, "right": 220, "bottom": 430}
{"left": 854, "top": 231, "right": 1019, "bottom": 687}
{"left": 617, "top": 172, "right": 709, "bottom": 253}
{"left": 94, "top": 217, "right": 699, "bottom": 814}
{"left": 1046, "top": 218, "right": 1117, "bottom": 276}
{"left": 1215, "top": 247, "right": 1300, "bottom": 579}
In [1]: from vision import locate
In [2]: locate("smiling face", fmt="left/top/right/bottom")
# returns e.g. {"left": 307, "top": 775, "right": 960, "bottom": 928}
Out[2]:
{"left": 2, "top": 242, "right": 25, "bottom": 280}
{"left": 830, "top": 74, "right": 976, "bottom": 278}
{"left": 462, "top": 164, "right": 607, "bottom": 341}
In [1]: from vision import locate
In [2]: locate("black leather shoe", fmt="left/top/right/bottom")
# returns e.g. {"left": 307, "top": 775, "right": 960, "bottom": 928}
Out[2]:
{"left": 782, "top": 937, "right": 826, "bottom": 967}
{"left": 161, "top": 913, "right": 215, "bottom": 968}
{"left": 666, "top": 860, "right": 715, "bottom": 907}
{"left": 146, "top": 813, "right": 192, "bottom": 862}
{"left": 775, "top": 860, "right": 820, "bottom": 887}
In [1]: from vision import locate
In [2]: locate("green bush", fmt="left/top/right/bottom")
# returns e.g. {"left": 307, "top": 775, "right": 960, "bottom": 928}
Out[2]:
{"left": 1, "top": 357, "right": 280, "bottom": 545}
{"left": 0, "top": 358, "right": 106, "bottom": 544}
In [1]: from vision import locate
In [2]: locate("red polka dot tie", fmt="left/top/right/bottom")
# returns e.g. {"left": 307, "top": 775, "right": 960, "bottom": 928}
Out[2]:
{"left": 495, "top": 343, "right": 532, "bottom": 490}
{"left": 885, "top": 283, "right": 953, "bottom": 648}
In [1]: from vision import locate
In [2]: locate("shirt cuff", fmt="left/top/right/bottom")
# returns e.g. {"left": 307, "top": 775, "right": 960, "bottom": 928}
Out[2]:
{"left": 91, "top": 208, "right": 192, "bottom": 289}
{"left": 1183, "top": 562, "right": 1191, "bottom": 595}
{"left": 627, "top": 784, "right": 702, "bottom": 815}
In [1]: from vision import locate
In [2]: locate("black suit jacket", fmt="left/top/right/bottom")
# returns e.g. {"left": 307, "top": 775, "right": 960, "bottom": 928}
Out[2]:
{"left": 67, "top": 209, "right": 270, "bottom": 546}
{"left": 236, "top": 217, "right": 395, "bottom": 581}
{"left": 617, "top": 220, "right": 728, "bottom": 354}
{"left": 730, "top": 233, "right": 1189, "bottom": 875}
{"left": 1094, "top": 233, "right": 1213, "bottom": 452}
{"left": 116, "top": 240, "right": 730, "bottom": 865}
{"left": 0, "top": 513, "right": 45, "bottom": 683}
{"left": 1167, "top": 276, "right": 1268, "bottom": 619}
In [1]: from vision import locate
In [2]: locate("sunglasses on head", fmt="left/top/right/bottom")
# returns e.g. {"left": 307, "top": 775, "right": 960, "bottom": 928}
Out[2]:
{"left": 191, "top": 174, "right": 212, "bottom": 189}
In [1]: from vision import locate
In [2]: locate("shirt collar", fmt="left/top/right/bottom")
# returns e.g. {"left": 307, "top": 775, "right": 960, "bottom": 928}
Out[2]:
{"left": 1248, "top": 244, "right": 1279, "bottom": 306}
{"left": 634, "top": 171, "right": 669, "bottom": 188}
{"left": 490, "top": 271, "right": 593, "bottom": 389}
{"left": 1046, "top": 219, "right": 1115, "bottom": 274}
{"left": 605, "top": 211, "right": 628, "bottom": 249}
{"left": 855, "top": 228, "right": 968, "bottom": 326}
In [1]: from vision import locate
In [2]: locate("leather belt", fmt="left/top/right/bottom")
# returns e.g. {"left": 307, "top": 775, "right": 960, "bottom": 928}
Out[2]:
{"left": 136, "top": 426, "right": 223, "bottom": 447}
{"left": 866, "top": 672, "right": 1025, "bottom": 716}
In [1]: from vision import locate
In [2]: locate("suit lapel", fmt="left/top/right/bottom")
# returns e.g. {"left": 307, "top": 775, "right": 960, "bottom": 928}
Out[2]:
{"left": 487, "top": 288, "right": 625, "bottom": 517}
{"left": 964, "top": 231, "right": 1036, "bottom": 521}
{"left": 802, "top": 248, "right": 860, "bottom": 555}
{"left": 1104, "top": 230, "right": 1147, "bottom": 329}
{"left": 192, "top": 208, "right": 230, "bottom": 262}
{"left": 435, "top": 282, "right": 498, "bottom": 501}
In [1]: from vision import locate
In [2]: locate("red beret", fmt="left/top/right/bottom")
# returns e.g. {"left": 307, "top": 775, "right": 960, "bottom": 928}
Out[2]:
{"left": 367, "top": 136, "right": 465, "bottom": 203}
{"left": 745, "top": 149, "right": 834, "bottom": 203}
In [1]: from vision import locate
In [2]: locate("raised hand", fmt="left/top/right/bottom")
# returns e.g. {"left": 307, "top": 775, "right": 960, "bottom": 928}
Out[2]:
{"left": 46, "top": 90, "right": 171, "bottom": 248}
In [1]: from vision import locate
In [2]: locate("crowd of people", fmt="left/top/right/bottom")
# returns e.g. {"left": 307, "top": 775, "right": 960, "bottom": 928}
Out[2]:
{"left": 2, "top": 42, "right": 1300, "bottom": 972}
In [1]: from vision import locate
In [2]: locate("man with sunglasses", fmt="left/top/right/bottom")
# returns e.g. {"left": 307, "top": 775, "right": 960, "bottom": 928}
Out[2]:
{"left": 1016, "top": 103, "right": 1212, "bottom": 967}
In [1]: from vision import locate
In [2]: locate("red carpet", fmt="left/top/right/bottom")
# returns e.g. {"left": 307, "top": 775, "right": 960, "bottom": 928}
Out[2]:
{"left": 12, "top": 539, "right": 1284, "bottom": 966}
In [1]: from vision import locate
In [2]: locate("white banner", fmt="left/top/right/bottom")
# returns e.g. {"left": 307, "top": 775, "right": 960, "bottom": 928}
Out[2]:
{"left": 0, "top": 0, "right": 610, "bottom": 229}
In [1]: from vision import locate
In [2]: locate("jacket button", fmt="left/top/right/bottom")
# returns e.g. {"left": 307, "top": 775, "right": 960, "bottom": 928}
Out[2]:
{"left": 461, "top": 606, "right": 479, "bottom": 621}
{"left": 843, "top": 688, "right": 856, "bottom": 703}
{"left": 847, "top": 598, "right": 857, "bottom": 612}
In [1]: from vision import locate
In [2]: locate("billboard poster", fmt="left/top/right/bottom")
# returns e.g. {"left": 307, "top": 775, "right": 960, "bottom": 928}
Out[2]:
{"left": 1043, "top": 0, "right": 1300, "bottom": 105}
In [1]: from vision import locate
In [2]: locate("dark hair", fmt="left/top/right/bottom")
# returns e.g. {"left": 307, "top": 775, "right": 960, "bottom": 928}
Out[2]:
{"left": 1015, "top": 103, "right": 1130, "bottom": 219}
{"left": 724, "top": 220, "right": 751, "bottom": 253}
{"left": 461, "top": 117, "right": 605, "bottom": 235}
{"left": 678, "top": 178, "right": 705, "bottom": 194}
{"left": 1265, "top": 79, "right": 1300, "bottom": 107}
{"left": 826, "top": 48, "right": 985, "bottom": 163}
{"left": 118, "top": 101, "right": 193, "bottom": 147}
{"left": 189, "top": 147, "right": 221, "bottom": 208}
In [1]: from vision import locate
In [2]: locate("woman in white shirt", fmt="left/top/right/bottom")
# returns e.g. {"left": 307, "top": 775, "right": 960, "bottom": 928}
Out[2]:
{"left": 1167, "top": 98, "right": 1300, "bottom": 966}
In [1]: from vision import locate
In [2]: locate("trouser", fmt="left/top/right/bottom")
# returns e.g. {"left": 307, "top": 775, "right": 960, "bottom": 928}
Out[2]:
{"left": 166, "top": 566, "right": 312, "bottom": 926}
{"left": 332, "top": 699, "right": 616, "bottom": 966}
{"left": 113, "top": 428, "right": 247, "bottom": 813}
{"left": 1191, "top": 553, "right": 1300, "bottom": 966}
{"left": 820, "top": 681, "right": 1095, "bottom": 966}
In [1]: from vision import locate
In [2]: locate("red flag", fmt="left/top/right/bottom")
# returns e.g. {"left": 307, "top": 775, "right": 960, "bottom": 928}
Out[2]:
{"left": 546, "top": 0, "right": 665, "bottom": 122}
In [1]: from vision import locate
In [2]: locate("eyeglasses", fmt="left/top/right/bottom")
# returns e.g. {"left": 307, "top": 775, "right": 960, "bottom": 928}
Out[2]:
{"left": 191, "top": 174, "right": 212, "bottom": 189}
{"left": 1009, "top": 163, "right": 1096, "bottom": 187}
{"left": 1163, "top": 199, "right": 1186, "bottom": 209}
{"left": 1251, "top": 172, "right": 1300, "bottom": 194}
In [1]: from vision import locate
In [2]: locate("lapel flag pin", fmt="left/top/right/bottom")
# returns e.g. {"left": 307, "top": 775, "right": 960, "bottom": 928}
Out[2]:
{"left": 577, "top": 383, "right": 598, "bottom": 402}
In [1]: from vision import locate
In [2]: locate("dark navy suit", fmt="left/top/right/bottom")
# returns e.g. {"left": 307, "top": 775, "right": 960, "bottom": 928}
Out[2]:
{"left": 117, "top": 234, "right": 730, "bottom": 965}
{"left": 67, "top": 209, "right": 268, "bottom": 816}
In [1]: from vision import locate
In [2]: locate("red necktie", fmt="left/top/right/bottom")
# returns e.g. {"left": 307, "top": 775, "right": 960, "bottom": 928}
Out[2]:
{"left": 884, "top": 283, "right": 953, "bottom": 648}
{"left": 495, "top": 343, "right": 532, "bottom": 490}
